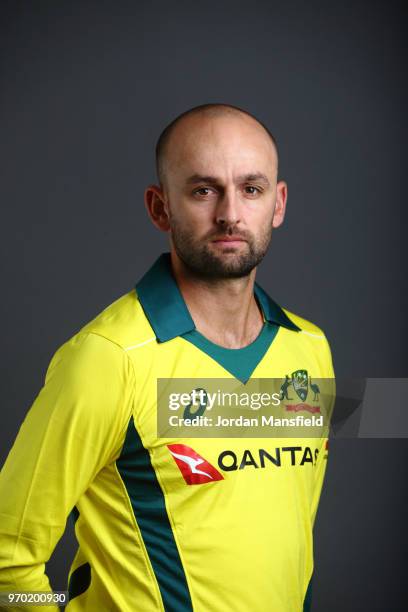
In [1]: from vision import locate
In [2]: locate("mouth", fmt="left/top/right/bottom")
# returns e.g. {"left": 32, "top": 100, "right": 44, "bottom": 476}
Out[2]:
{"left": 211, "top": 235, "right": 247, "bottom": 247}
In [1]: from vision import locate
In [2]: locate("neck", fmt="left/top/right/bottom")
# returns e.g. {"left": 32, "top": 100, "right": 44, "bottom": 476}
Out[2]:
{"left": 170, "top": 250, "right": 264, "bottom": 349}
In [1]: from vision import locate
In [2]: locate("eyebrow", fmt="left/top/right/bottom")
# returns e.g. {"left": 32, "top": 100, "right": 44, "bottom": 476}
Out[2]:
{"left": 185, "top": 173, "right": 271, "bottom": 186}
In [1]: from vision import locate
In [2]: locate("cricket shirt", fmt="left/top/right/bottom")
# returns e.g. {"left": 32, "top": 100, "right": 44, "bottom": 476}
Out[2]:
{"left": 0, "top": 252, "right": 335, "bottom": 612}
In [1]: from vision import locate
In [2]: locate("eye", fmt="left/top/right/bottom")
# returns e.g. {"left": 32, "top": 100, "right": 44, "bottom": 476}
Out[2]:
{"left": 244, "top": 185, "right": 262, "bottom": 195}
{"left": 193, "top": 187, "right": 214, "bottom": 197}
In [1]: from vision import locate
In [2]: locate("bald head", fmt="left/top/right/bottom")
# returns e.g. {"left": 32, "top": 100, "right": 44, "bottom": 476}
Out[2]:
{"left": 155, "top": 104, "right": 278, "bottom": 190}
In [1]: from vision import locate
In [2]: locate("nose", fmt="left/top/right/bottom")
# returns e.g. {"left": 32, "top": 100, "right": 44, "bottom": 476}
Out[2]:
{"left": 215, "top": 189, "right": 241, "bottom": 227}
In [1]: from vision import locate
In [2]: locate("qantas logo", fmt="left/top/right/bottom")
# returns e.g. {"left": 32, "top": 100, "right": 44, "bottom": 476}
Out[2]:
{"left": 168, "top": 443, "right": 327, "bottom": 485}
{"left": 167, "top": 444, "right": 224, "bottom": 485}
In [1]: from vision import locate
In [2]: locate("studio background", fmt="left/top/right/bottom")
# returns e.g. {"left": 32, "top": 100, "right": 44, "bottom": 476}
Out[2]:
{"left": 1, "top": 1, "right": 407, "bottom": 610}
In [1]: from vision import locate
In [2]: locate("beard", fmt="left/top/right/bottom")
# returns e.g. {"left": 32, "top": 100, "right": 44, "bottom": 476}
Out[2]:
{"left": 169, "top": 217, "right": 273, "bottom": 279}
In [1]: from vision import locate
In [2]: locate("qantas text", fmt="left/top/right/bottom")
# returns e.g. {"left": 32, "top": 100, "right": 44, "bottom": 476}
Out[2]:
{"left": 218, "top": 446, "right": 321, "bottom": 471}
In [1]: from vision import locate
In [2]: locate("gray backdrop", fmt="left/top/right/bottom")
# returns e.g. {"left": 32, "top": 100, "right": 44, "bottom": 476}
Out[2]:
{"left": 1, "top": 1, "right": 407, "bottom": 610}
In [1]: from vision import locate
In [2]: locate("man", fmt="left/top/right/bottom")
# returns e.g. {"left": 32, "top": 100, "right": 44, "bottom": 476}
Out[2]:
{"left": 0, "top": 103, "right": 334, "bottom": 611}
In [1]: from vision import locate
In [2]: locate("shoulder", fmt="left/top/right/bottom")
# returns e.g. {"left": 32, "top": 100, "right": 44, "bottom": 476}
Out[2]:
{"left": 282, "top": 308, "right": 327, "bottom": 339}
{"left": 46, "top": 289, "right": 153, "bottom": 381}
{"left": 281, "top": 307, "right": 335, "bottom": 378}
{"left": 76, "top": 289, "right": 154, "bottom": 350}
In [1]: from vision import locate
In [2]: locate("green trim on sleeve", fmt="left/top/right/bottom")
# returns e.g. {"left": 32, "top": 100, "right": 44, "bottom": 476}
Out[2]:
{"left": 116, "top": 417, "right": 193, "bottom": 612}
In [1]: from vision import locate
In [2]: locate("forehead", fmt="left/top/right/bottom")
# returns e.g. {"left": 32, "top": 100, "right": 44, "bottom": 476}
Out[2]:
{"left": 165, "top": 114, "right": 277, "bottom": 180}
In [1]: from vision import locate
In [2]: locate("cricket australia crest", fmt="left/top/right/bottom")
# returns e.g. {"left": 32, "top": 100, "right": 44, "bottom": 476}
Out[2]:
{"left": 279, "top": 369, "right": 321, "bottom": 414}
{"left": 292, "top": 369, "right": 308, "bottom": 401}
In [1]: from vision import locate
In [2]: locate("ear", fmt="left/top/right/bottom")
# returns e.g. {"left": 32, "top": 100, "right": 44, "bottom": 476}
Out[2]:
{"left": 144, "top": 184, "right": 171, "bottom": 232}
{"left": 272, "top": 180, "right": 288, "bottom": 228}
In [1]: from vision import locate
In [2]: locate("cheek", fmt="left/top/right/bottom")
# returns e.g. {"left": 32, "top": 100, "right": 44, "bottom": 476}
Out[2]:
{"left": 173, "top": 200, "right": 215, "bottom": 228}
{"left": 244, "top": 202, "right": 274, "bottom": 228}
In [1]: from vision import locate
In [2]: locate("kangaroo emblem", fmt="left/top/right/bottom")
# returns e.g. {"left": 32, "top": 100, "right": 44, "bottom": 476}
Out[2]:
{"left": 279, "top": 375, "right": 293, "bottom": 400}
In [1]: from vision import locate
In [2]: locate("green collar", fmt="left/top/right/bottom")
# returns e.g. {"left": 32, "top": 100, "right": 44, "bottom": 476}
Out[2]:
{"left": 135, "top": 252, "right": 300, "bottom": 342}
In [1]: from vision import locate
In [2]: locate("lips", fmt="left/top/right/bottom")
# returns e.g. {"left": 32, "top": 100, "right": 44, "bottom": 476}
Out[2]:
{"left": 212, "top": 235, "right": 246, "bottom": 243}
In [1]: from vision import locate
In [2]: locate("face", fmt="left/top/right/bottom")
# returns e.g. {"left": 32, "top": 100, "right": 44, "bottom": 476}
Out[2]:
{"left": 146, "top": 114, "right": 287, "bottom": 279}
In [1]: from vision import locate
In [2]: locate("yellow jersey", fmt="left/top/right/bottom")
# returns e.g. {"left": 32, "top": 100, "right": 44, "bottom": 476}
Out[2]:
{"left": 0, "top": 253, "right": 334, "bottom": 612}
